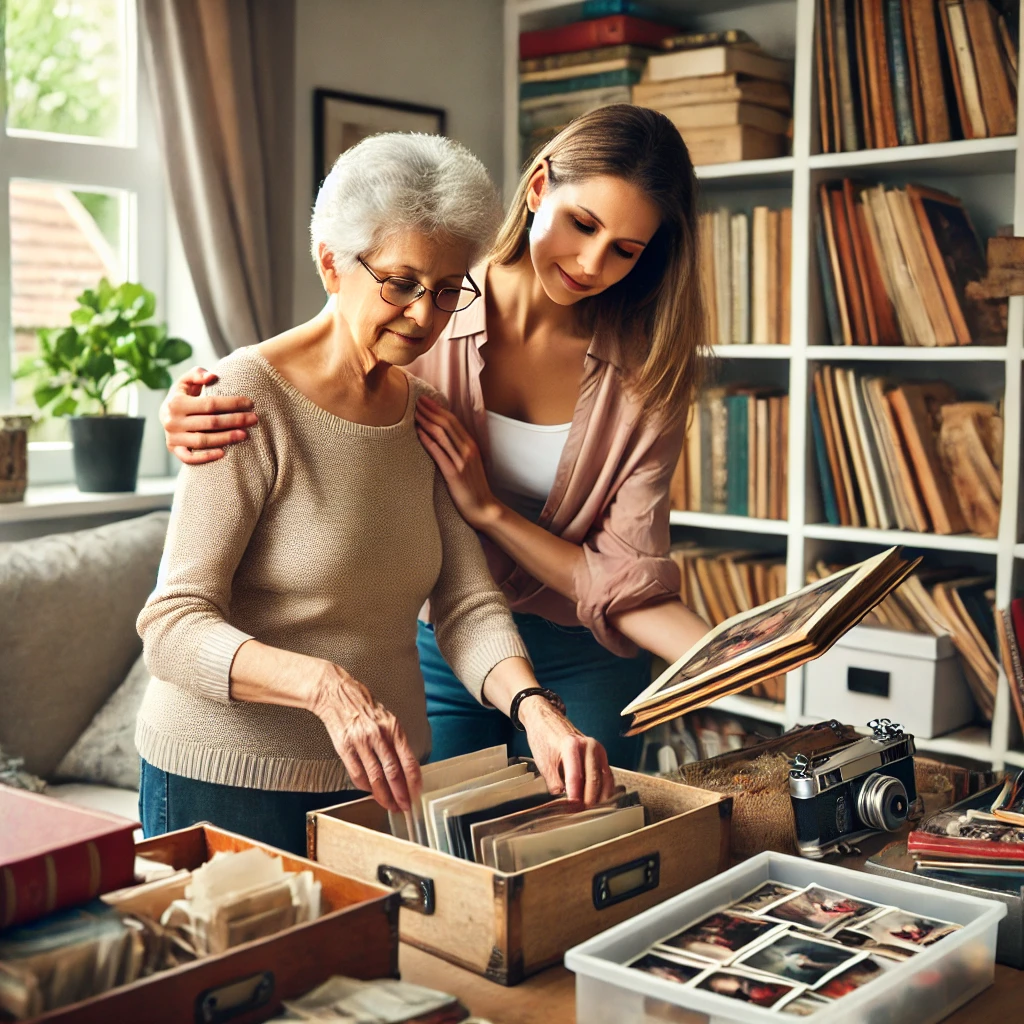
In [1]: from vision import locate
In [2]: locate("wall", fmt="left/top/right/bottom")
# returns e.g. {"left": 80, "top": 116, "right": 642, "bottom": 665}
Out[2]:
{"left": 292, "top": 0, "right": 505, "bottom": 322}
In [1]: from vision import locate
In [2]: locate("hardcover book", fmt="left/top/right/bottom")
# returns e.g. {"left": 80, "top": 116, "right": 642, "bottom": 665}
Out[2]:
{"left": 621, "top": 546, "right": 919, "bottom": 733}
{"left": 0, "top": 788, "right": 137, "bottom": 929}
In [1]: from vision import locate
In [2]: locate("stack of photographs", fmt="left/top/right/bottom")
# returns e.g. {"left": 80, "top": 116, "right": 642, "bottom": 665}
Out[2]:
{"left": 387, "top": 745, "right": 647, "bottom": 871}
{"left": 624, "top": 880, "right": 962, "bottom": 1016}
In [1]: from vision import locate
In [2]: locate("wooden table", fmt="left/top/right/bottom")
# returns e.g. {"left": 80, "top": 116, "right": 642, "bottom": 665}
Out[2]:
{"left": 400, "top": 828, "right": 1024, "bottom": 1023}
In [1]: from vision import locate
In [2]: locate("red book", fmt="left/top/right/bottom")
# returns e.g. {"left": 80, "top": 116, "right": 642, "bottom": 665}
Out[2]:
{"left": 0, "top": 787, "right": 138, "bottom": 929}
{"left": 519, "top": 15, "right": 676, "bottom": 60}
{"left": 1011, "top": 597, "right": 1024, "bottom": 651}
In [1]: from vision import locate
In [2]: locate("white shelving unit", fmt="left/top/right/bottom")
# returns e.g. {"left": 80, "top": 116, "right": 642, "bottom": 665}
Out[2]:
{"left": 505, "top": 0, "right": 1024, "bottom": 766}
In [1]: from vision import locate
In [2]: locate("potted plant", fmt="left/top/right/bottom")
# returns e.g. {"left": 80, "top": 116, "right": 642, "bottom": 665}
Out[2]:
{"left": 16, "top": 278, "right": 192, "bottom": 492}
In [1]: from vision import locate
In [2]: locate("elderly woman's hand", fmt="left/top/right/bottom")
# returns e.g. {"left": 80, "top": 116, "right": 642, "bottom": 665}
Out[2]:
{"left": 311, "top": 662, "right": 423, "bottom": 813}
{"left": 415, "top": 395, "right": 501, "bottom": 529}
{"left": 518, "top": 697, "right": 616, "bottom": 806}
{"left": 160, "top": 366, "right": 259, "bottom": 466}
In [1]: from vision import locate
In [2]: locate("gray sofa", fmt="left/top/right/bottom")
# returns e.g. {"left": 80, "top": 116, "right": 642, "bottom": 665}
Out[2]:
{"left": 0, "top": 511, "right": 170, "bottom": 821}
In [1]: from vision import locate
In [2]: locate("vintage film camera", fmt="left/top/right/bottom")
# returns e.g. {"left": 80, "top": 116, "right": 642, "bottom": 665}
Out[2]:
{"left": 789, "top": 719, "right": 916, "bottom": 858}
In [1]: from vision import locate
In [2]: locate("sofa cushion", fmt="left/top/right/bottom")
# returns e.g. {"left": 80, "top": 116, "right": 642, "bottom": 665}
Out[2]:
{"left": 45, "top": 782, "right": 141, "bottom": 829}
{"left": 0, "top": 511, "right": 169, "bottom": 778}
{"left": 52, "top": 651, "right": 150, "bottom": 789}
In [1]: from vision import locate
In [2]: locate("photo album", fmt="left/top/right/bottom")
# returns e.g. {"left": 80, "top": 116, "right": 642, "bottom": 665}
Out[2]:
{"left": 621, "top": 546, "right": 920, "bottom": 734}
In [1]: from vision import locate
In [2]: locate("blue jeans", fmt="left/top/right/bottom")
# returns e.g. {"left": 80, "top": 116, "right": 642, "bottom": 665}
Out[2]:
{"left": 139, "top": 760, "right": 362, "bottom": 857}
{"left": 420, "top": 613, "right": 649, "bottom": 770}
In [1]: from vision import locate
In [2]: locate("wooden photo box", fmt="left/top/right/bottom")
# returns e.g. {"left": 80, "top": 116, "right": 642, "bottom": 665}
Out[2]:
{"left": 30, "top": 824, "right": 399, "bottom": 1024}
{"left": 307, "top": 768, "right": 732, "bottom": 985}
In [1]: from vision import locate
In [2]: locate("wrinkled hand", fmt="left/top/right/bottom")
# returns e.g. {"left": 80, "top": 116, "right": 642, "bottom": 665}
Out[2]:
{"left": 415, "top": 395, "right": 501, "bottom": 529}
{"left": 519, "top": 698, "right": 615, "bottom": 806}
{"left": 160, "top": 366, "right": 259, "bottom": 465}
{"left": 310, "top": 663, "right": 422, "bottom": 812}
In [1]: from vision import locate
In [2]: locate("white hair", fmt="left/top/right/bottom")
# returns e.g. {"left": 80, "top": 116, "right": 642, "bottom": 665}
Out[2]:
{"left": 310, "top": 133, "right": 501, "bottom": 271}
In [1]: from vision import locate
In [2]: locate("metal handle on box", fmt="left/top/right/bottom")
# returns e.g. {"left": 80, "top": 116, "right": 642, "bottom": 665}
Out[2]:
{"left": 377, "top": 863, "right": 436, "bottom": 915}
{"left": 592, "top": 852, "right": 660, "bottom": 911}
{"left": 195, "top": 971, "right": 274, "bottom": 1023}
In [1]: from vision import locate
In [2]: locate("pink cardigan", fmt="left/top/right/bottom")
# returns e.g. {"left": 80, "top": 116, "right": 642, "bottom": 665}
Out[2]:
{"left": 409, "top": 267, "right": 685, "bottom": 657}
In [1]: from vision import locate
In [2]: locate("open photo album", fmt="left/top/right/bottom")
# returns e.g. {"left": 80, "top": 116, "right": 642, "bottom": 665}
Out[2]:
{"left": 621, "top": 546, "right": 920, "bottom": 734}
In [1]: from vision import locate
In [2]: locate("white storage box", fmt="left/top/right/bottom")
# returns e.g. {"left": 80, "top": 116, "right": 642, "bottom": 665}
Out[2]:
{"left": 803, "top": 626, "right": 974, "bottom": 739}
{"left": 565, "top": 851, "right": 1005, "bottom": 1024}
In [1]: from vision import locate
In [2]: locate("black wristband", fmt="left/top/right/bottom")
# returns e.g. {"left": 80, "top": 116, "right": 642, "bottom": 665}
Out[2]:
{"left": 509, "top": 687, "right": 567, "bottom": 732}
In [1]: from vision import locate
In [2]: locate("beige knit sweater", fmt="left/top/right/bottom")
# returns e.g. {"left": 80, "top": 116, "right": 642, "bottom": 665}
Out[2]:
{"left": 136, "top": 348, "right": 529, "bottom": 792}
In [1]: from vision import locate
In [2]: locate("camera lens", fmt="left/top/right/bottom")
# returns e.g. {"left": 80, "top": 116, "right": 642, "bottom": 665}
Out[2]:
{"left": 857, "top": 773, "right": 909, "bottom": 832}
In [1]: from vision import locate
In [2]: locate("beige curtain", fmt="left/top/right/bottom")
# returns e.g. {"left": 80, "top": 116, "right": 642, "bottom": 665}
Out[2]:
{"left": 140, "top": 0, "right": 296, "bottom": 356}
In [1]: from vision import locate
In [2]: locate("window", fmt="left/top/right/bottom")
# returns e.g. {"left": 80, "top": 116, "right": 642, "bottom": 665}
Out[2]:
{"left": 0, "top": 0, "right": 167, "bottom": 483}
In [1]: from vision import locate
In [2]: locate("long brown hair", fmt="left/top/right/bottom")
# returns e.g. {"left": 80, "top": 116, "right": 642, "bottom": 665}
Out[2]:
{"left": 491, "top": 104, "right": 709, "bottom": 423}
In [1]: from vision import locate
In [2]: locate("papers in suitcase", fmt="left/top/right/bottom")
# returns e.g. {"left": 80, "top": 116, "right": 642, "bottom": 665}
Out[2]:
{"left": 0, "top": 825, "right": 397, "bottom": 1023}
{"left": 309, "top": 750, "right": 731, "bottom": 984}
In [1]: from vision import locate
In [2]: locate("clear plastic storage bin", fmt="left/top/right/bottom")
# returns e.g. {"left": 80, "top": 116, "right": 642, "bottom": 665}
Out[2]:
{"left": 565, "top": 851, "right": 1005, "bottom": 1024}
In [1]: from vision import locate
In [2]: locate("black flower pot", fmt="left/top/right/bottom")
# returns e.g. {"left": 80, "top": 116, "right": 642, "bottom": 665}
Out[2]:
{"left": 69, "top": 416, "right": 145, "bottom": 493}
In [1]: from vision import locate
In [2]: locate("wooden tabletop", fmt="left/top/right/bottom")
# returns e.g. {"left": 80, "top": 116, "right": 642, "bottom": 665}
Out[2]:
{"left": 399, "top": 828, "right": 1024, "bottom": 1023}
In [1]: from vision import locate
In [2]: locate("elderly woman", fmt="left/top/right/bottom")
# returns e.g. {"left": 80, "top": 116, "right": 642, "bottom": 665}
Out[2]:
{"left": 136, "top": 134, "right": 612, "bottom": 856}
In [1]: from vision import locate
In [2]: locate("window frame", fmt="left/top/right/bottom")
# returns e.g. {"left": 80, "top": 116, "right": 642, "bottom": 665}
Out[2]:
{"left": 0, "top": 1, "right": 169, "bottom": 484}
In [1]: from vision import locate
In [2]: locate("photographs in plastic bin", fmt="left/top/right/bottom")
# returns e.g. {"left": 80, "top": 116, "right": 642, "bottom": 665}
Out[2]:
{"left": 621, "top": 880, "right": 963, "bottom": 1017}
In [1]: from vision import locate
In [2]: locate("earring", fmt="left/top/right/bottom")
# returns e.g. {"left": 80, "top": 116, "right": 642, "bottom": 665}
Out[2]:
{"left": 525, "top": 210, "right": 535, "bottom": 230}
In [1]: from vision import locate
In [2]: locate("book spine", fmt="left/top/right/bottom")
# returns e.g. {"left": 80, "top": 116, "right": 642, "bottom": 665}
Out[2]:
{"left": 963, "top": 0, "right": 1017, "bottom": 136}
{"left": 519, "top": 67, "right": 643, "bottom": 99}
{"left": 886, "top": 0, "right": 919, "bottom": 144}
{"left": 519, "top": 14, "right": 674, "bottom": 60}
{"left": 726, "top": 397, "right": 742, "bottom": 515}
{"left": 779, "top": 207, "right": 792, "bottom": 345}
{"left": 833, "top": 0, "right": 861, "bottom": 150}
{"left": 816, "top": 213, "right": 844, "bottom": 346}
{"left": 908, "top": 0, "right": 953, "bottom": 142}
{"left": 811, "top": 389, "right": 840, "bottom": 525}
{"left": 0, "top": 834, "right": 136, "bottom": 929}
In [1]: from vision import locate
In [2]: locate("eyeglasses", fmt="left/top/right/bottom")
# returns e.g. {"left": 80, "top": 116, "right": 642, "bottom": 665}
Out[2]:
{"left": 358, "top": 258, "right": 480, "bottom": 313}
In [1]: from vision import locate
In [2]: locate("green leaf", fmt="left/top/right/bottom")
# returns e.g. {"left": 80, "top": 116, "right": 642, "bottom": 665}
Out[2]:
{"left": 113, "top": 282, "right": 147, "bottom": 318}
{"left": 84, "top": 351, "right": 116, "bottom": 380}
{"left": 140, "top": 367, "right": 173, "bottom": 390}
{"left": 159, "top": 338, "right": 193, "bottom": 364}
{"left": 96, "top": 277, "right": 115, "bottom": 309}
{"left": 70, "top": 306, "right": 94, "bottom": 326}
{"left": 54, "top": 328, "right": 79, "bottom": 361}
{"left": 51, "top": 395, "right": 79, "bottom": 417}
{"left": 77, "top": 288, "right": 101, "bottom": 313}
{"left": 114, "top": 337, "right": 141, "bottom": 367}
{"left": 32, "top": 383, "right": 64, "bottom": 408}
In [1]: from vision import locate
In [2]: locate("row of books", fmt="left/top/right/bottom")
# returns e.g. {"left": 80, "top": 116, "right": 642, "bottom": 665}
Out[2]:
{"left": 817, "top": 180, "right": 1003, "bottom": 347}
{"left": 518, "top": 13, "right": 794, "bottom": 166}
{"left": 668, "top": 544, "right": 788, "bottom": 703}
{"left": 670, "top": 387, "right": 789, "bottom": 521}
{"left": 810, "top": 367, "right": 1003, "bottom": 538}
{"left": 701, "top": 206, "right": 792, "bottom": 346}
{"left": 809, "top": 559, "right": 1000, "bottom": 720}
{"left": 645, "top": 710, "right": 779, "bottom": 772}
{"left": 816, "top": 0, "right": 1018, "bottom": 153}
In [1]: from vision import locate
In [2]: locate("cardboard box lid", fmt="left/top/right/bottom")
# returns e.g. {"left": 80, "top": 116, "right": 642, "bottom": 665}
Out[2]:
{"left": 830, "top": 625, "right": 956, "bottom": 660}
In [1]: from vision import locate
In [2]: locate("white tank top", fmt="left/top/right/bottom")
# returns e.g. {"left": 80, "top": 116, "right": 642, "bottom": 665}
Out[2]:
{"left": 486, "top": 410, "right": 571, "bottom": 522}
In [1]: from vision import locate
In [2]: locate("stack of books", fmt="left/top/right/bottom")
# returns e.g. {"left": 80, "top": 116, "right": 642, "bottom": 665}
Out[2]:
{"left": 701, "top": 205, "right": 793, "bottom": 346}
{"left": 810, "top": 367, "right": 1003, "bottom": 537}
{"left": 816, "top": 0, "right": 1018, "bottom": 152}
{"left": 670, "top": 385, "right": 789, "bottom": 521}
{"left": 809, "top": 559, "right": 1000, "bottom": 720}
{"left": 632, "top": 30, "right": 794, "bottom": 164}
{"left": 518, "top": 10, "right": 678, "bottom": 162}
{"left": 668, "top": 544, "right": 788, "bottom": 702}
{"left": 908, "top": 777, "right": 1024, "bottom": 884}
{"left": 816, "top": 180, "right": 1004, "bottom": 347}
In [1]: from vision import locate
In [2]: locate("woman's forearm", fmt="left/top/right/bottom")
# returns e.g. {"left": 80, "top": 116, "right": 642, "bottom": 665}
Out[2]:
{"left": 480, "top": 655, "right": 543, "bottom": 715}
{"left": 478, "top": 505, "right": 709, "bottom": 663}
{"left": 479, "top": 503, "right": 585, "bottom": 600}
{"left": 229, "top": 639, "right": 324, "bottom": 710}
{"left": 608, "top": 598, "right": 711, "bottom": 664}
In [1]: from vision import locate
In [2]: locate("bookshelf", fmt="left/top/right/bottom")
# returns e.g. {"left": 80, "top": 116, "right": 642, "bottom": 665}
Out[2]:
{"left": 504, "top": 0, "right": 1024, "bottom": 768}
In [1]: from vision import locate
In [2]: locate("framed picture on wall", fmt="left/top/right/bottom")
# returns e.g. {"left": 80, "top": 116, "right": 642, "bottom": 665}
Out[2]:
{"left": 313, "top": 88, "right": 446, "bottom": 194}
